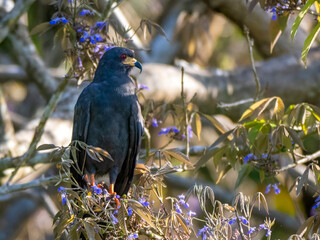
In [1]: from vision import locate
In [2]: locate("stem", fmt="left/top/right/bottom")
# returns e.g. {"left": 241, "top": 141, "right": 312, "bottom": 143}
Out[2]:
{"left": 244, "top": 26, "right": 261, "bottom": 101}
{"left": 180, "top": 67, "right": 190, "bottom": 158}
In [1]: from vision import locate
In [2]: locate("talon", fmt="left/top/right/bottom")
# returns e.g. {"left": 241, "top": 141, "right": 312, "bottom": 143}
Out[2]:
{"left": 109, "top": 184, "right": 120, "bottom": 208}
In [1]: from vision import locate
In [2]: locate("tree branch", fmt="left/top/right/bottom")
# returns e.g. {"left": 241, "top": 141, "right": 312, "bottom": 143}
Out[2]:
{"left": 0, "top": 0, "right": 36, "bottom": 43}
{"left": 5, "top": 76, "right": 69, "bottom": 185}
{"left": 7, "top": 24, "right": 58, "bottom": 100}
{"left": 0, "top": 174, "right": 68, "bottom": 195}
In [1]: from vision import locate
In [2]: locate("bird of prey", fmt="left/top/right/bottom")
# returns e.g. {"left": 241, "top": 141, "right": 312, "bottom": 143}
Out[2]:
{"left": 71, "top": 47, "right": 144, "bottom": 204}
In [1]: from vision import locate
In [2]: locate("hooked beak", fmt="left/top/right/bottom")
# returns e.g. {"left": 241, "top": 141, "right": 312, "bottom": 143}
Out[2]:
{"left": 123, "top": 57, "right": 142, "bottom": 73}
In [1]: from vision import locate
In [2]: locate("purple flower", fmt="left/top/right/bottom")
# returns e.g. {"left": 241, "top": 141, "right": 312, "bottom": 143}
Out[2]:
{"left": 49, "top": 17, "right": 68, "bottom": 25}
{"left": 174, "top": 203, "right": 182, "bottom": 214}
{"left": 273, "top": 183, "right": 281, "bottom": 194}
{"left": 239, "top": 216, "right": 248, "bottom": 224}
{"left": 104, "top": 46, "right": 115, "bottom": 52}
{"left": 90, "top": 37, "right": 96, "bottom": 44}
{"left": 61, "top": 192, "right": 67, "bottom": 205}
{"left": 197, "top": 226, "right": 208, "bottom": 237}
{"left": 61, "top": 17, "right": 68, "bottom": 23}
{"left": 265, "top": 184, "right": 271, "bottom": 194}
{"left": 91, "top": 185, "right": 102, "bottom": 195}
{"left": 261, "top": 154, "right": 268, "bottom": 159}
{"left": 114, "top": 210, "right": 118, "bottom": 214}
{"left": 94, "top": 34, "right": 103, "bottom": 42}
{"left": 128, "top": 233, "right": 139, "bottom": 239}
{"left": 127, "top": 207, "right": 133, "bottom": 216}
{"left": 187, "top": 126, "right": 193, "bottom": 138}
{"left": 228, "top": 218, "right": 236, "bottom": 225}
{"left": 57, "top": 186, "right": 65, "bottom": 192}
{"left": 139, "top": 198, "right": 150, "bottom": 207}
{"left": 137, "top": 83, "right": 149, "bottom": 90}
{"left": 78, "top": 57, "right": 83, "bottom": 68}
{"left": 259, "top": 224, "right": 272, "bottom": 236}
{"left": 265, "top": 183, "right": 281, "bottom": 194}
{"left": 185, "top": 218, "right": 190, "bottom": 226}
{"left": 247, "top": 227, "right": 256, "bottom": 234}
{"left": 110, "top": 213, "right": 118, "bottom": 224}
{"left": 152, "top": 118, "right": 159, "bottom": 127}
{"left": 158, "top": 126, "right": 179, "bottom": 135}
{"left": 271, "top": 7, "right": 277, "bottom": 20}
{"left": 188, "top": 210, "right": 196, "bottom": 217}
{"left": 243, "top": 153, "right": 254, "bottom": 164}
{"left": 79, "top": 9, "right": 94, "bottom": 15}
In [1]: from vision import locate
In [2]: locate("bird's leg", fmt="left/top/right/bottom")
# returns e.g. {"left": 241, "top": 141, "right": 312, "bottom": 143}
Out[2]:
{"left": 89, "top": 174, "right": 95, "bottom": 186}
{"left": 109, "top": 184, "right": 120, "bottom": 208}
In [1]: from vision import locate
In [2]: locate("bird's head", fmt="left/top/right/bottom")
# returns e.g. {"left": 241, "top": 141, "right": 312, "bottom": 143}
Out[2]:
{"left": 99, "top": 47, "right": 142, "bottom": 74}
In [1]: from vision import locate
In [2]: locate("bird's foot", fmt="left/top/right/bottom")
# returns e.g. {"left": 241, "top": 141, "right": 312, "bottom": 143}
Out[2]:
{"left": 109, "top": 184, "right": 120, "bottom": 208}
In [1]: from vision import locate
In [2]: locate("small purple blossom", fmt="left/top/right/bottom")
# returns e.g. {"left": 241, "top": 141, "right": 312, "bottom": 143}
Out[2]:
{"left": 92, "top": 185, "right": 102, "bottom": 195}
{"left": 94, "top": 34, "right": 103, "bottom": 42}
{"left": 139, "top": 198, "right": 150, "bottom": 207}
{"left": 110, "top": 213, "right": 118, "bottom": 224}
{"left": 185, "top": 218, "right": 190, "bottom": 226}
{"left": 228, "top": 218, "right": 236, "bottom": 225}
{"left": 188, "top": 210, "right": 196, "bottom": 217}
{"left": 187, "top": 125, "right": 193, "bottom": 138}
{"left": 247, "top": 227, "right": 256, "bottom": 234}
{"left": 265, "top": 183, "right": 281, "bottom": 194}
{"left": 61, "top": 192, "right": 67, "bottom": 205}
{"left": 128, "top": 233, "right": 139, "bottom": 239}
{"left": 174, "top": 203, "right": 182, "bottom": 214}
{"left": 79, "top": 9, "right": 94, "bottom": 16}
{"left": 271, "top": 7, "right": 277, "bottom": 20}
{"left": 152, "top": 118, "right": 159, "bottom": 127}
{"left": 243, "top": 153, "right": 255, "bottom": 164}
{"left": 137, "top": 83, "right": 149, "bottom": 90}
{"left": 57, "top": 186, "right": 65, "bottom": 192}
{"left": 127, "top": 207, "right": 133, "bottom": 216}
{"left": 259, "top": 224, "right": 272, "bottom": 237}
{"left": 158, "top": 126, "right": 179, "bottom": 135}
{"left": 114, "top": 210, "right": 118, "bottom": 214}
{"left": 78, "top": 57, "right": 83, "bottom": 68}
{"left": 197, "top": 225, "right": 209, "bottom": 239}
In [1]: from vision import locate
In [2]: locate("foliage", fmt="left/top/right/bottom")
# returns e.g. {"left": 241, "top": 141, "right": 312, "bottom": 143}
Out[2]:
{"left": 7, "top": 0, "right": 320, "bottom": 239}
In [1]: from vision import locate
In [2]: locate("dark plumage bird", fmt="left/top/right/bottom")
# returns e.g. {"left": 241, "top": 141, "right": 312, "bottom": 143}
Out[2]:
{"left": 71, "top": 47, "right": 144, "bottom": 201}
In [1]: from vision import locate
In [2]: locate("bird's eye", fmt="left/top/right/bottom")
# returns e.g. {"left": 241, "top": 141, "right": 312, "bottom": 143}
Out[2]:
{"left": 120, "top": 54, "right": 127, "bottom": 60}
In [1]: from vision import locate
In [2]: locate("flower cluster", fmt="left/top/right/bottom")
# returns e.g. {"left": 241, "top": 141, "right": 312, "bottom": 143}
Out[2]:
{"left": 78, "top": 30, "right": 104, "bottom": 44}
{"left": 128, "top": 233, "right": 139, "bottom": 239}
{"left": 79, "top": 9, "right": 94, "bottom": 16}
{"left": 265, "top": 183, "right": 281, "bottom": 194}
{"left": 158, "top": 126, "right": 179, "bottom": 135}
{"left": 49, "top": 17, "right": 68, "bottom": 25}
{"left": 151, "top": 118, "right": 162, "bottom": 127}
{"left": 243, "top": 153, "right": 268, "bottom": 164}
{"left": 228, "top": 216, "right": 248, "bottom": 225}
{"left": 197, "top": 225, "right": 211, "bottom": 240}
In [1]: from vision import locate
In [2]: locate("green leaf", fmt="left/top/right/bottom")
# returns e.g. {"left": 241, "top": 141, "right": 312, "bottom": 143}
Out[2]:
{"left": 291, "top": 0, "right": 315, "bottom": 40}
{"left": 30, "top": 22, "right": 52, "bottom": 35}
{"left": 37, "top": 143, "right": 58, "bottom": 151}
{"left": 164, "top": 150, "right": 193, "bottom": 167}
{"left": 301, "top": 21, "right": 320, "bottom": 66}
{"left": 248, "top": 124, "right": 261, "bottom": 144}
{"left": 194, "top": 129, "right": 233, "bottom": 171}
{"left": 235, "top": 164, "right": 253, "bottom": 189}
{"left": 239, "top": 98, "right": 270, "bottom": 121}
{"left": 296, "top": 167, "right": 309, "bottom": 196}
{"left": 269, "top": 15, "right": 289, "bottom": 54}
{"left": 286, "top": 126, "right": 305, "bottom": 150}
{"left": 202, "top": 113, "right": 227, "bottom": 135}
{"left": 191, "top": 112, "right": 202, "bottom": 140}
{"left": 127, "top": 199, "right": 157, "bottom": 231}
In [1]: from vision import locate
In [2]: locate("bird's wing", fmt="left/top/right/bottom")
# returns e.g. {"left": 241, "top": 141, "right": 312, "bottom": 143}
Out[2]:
{"left": 115, "top": 104, "right": 143, "bottom": 195}
{"left": 71, "top": 93, "right": 91, "bottom": 186}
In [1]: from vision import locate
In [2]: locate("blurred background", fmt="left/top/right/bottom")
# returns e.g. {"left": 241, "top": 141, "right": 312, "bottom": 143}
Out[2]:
{"left": 1, "top": 0, "right": 320, "bottom": 239}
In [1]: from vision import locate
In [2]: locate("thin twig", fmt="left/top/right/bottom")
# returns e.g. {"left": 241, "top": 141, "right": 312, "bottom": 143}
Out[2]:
{"left": 180, "top": 67, "right": 190, "bottom": 158}
{"left": 244, "top": 25, "right": 261, "bottom": 100}
{"left": 218, "top": 98, "right": 254, "bottom": 109}
{"left": 5, "top": 76, "right": 69, "bottom": 185}
{"left": 276, "top": 149, "right": 320, "bottom": 173}
{"left": 0, "top": 174, "right": 68, "bottom": 195}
